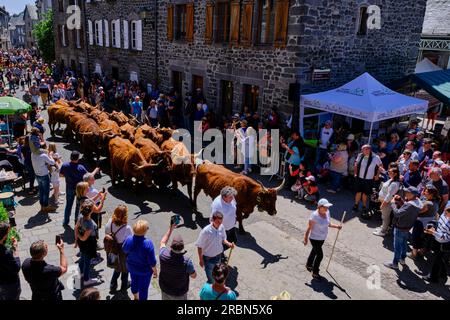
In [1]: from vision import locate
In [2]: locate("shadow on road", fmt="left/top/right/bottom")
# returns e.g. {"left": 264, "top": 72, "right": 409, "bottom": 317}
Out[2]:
{"left": 395, "top": 266, "right": 450, "bottom": 299}
{"left": 62, "top": 225, "right": 75, "bottom": 245}
{"left": 237, "top": 232, "right": 288, "bottom": 269}
{"left": 24, "top": 212, "right": 52, "bottom": 229}
{"left": 304, "top": 276, "right": 338, "bottom": 299}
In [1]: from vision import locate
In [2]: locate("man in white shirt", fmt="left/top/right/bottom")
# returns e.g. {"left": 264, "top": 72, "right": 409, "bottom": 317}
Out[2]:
{"left": 196, "top": 212, "right": 235, "bottom": 283}
{"left": 31, "top": 145, "right": 56, "bottom": 213}
{"left": 353, "top": 145, "right": 383, "bottom": 216}
{"left": 317, "top": 120, "right": 333, "bottom": 170}
{"left": 211, "top": 186, "right": 238, "bottom": 260}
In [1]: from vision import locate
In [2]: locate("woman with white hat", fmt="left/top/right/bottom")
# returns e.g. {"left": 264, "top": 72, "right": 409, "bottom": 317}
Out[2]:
{"left": 303, "top": 199, "right": 342, "bottom": 280}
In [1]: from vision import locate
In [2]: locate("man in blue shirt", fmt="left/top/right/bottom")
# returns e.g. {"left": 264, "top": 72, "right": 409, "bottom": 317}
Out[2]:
{"left": 402, "top": 160, "right": 422, "bottom": 188}
{"left": 131, "top": 96, "right": 143, "bottom": 122}
{"left": 60, "top": 151, "right": 99, "bottom": 227}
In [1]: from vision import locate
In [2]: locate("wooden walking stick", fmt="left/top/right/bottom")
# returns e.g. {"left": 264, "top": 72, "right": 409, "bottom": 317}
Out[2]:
{"left": 226, "top": 246, "right": 234, "bottom": 266}
{"left": 325, "top": 211, "right": 346, "bottom": 273}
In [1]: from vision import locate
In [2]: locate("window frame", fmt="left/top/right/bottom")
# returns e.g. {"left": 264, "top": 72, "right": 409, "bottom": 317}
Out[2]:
{"left": 215, "top": 1, "right": 231, "bottom": 44}
{"left": 256, "top": 0, "right": 275, "bottom": 45}
{"left": 175, "top": 4, "right": 187, "bottom": 41}
{"left": 357, "top": 6, "right": 369, "bottom": 36}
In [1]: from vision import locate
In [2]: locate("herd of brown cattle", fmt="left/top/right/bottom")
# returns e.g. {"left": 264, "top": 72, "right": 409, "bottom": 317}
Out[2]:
{"left": 47, "top": 99, "right": 284, "bottom": 232}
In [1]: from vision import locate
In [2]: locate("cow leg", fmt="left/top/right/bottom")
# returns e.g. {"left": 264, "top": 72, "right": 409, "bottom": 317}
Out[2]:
{"left": 187, "top": 181, "right": 193, "bottom": 204}
{"left": 237, "top": 210, "right": 246, "bottom": 234}
{"left": 110, "top": 160, "right": 116, "bottom": 185}
{"left": 193, "top": 185, "right": 201, "bottom": 212}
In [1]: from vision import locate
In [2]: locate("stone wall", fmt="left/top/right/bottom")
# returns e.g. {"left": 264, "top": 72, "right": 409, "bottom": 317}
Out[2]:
{"left": 85, "top": 0, "right": 157, "bottom": 84}
{"left": 297, "top": 0, "right": 428, "bottom": 94}
{"left": 157, "top": 1, "right": 302, "bottom": 117}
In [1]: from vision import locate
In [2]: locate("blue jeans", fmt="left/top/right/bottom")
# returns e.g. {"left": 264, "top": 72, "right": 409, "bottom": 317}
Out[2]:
{"left": 63, "top": 188, "right": 79, "bottom": 225}
{"left": 35, "top": 174, "right": 50, "bottom": 207}
{"left": 393, "top": 228, "right": 409, "bottom": 264}
{"left": 203, "top": 254, "right": 221, "bottom": 284}
{"left": 316, "top": 148, "right": 329, "bottom": 171}
{"left": 78, "top": 252, "right": 92, "bottom": 281}
{"left": 329, "top": 170, "right": 342, "bottom": 191}
{"left": 130, "top": 273, "right": 151, "bottom": 300}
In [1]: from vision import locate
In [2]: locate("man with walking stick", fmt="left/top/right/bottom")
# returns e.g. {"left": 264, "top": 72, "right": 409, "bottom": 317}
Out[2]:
{"left": 304, "top": 199, "right": 343, "bottom": 281}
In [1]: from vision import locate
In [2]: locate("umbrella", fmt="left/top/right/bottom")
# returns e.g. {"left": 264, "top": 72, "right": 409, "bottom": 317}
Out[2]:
{"left": 0, "top": 97, "right": 31, "bottom": 146}
{"left": 0, "top": 97, "right": 32, "bottom": 115}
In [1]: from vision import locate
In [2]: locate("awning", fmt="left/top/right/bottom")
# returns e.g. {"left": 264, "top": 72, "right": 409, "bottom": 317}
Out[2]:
{"left": 411, "top": 69, "right": 450, "bottom": 105}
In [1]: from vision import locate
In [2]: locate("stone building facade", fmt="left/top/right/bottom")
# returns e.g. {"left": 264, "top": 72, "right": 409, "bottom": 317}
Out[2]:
{"left": 54, "top": 0, "right": 428, "bottom": 118}
{"left": 419, "top": 0, "right": 450, "bottom": 69}
{"left": 23, "top": 4, "right": 38, "bottom": 48}
{"left": 53, "top": 0, "right": 89, "bottom": 75}
{"left": 0, "top": 6, "right": 10, "bottom": 51}
{"left": 8, "top": 12, "right": 25, "bottom": 49}
{"left": 36, "top": 0, "right": 53, "bottom": 21}
{"left": 84, "top": 0, "right": 156, "bottom": 85}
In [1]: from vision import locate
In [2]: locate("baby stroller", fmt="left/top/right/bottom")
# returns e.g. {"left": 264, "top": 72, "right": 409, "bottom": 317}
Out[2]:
{"left": 362, "top": 179, "right": 382, "bottom": 220}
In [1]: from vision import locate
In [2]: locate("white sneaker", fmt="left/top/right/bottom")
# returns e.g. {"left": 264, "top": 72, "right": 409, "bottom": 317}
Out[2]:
{"left": 84, "top": 278, "right": 102, "bottom": 287}
{"left": 373, "top": 229, "right": 386, "bottom": 237}
{"left": 326, "top": 189, "right": 337, "bottom": 194}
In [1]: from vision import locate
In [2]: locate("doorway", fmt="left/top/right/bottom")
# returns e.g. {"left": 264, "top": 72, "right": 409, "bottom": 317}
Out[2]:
{"left": 112, "top": 66, "right": 119, "bottom": 80}
{"left": 172, "top": 71, "right": 183, "bottom": 95}
{"left": 221, "top": 80, "right": 233, "bottom": 117}
{"left": 243, "top": 84, "right": 259, "bottom": 113}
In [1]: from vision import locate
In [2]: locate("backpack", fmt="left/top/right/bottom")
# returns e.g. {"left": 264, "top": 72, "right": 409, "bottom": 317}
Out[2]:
{"left": 103, "top": 224, "right": 126, "bottom": 254}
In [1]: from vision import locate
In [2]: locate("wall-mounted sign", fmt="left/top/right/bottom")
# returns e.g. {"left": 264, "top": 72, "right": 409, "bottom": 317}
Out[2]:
{"left": 312, "top": 69, "right": 331, "bottom": 81}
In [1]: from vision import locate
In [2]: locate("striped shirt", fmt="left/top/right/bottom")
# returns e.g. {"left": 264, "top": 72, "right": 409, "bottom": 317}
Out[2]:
{"left": 434, "top": 214, "right": 450, "bottom": 244}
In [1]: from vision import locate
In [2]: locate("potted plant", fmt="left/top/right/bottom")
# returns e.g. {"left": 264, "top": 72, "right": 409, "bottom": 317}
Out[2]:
{"left": 0, "top": 202, "right": 20, "bottom": 249}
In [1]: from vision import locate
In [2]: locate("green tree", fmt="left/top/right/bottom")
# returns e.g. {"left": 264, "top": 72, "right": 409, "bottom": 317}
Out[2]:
{"left": 33, "top": 10, "right": 55, "bottom": 63}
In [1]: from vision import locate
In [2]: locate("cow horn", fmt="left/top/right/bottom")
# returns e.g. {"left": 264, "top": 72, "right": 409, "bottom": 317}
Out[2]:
{"left": 133, "top": 163, "right": 143, "bottom": 171}
{"left": 256, "top": 180, "right": 268, "bottom": 192}
{"left": 274, "top": 178, "right": 286, "bottom": 192}
{"left": 193, "top": 148, "right": 204, "bottom": 159}
{"left": 100, "top": 128, "right": 112, "bottom": 133}
{"left": 149, "top": 159, "right": 163, "bottom": 167}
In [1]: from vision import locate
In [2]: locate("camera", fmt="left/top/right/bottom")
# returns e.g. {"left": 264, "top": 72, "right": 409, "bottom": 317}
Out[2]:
{"left": 170, "top": 214, "right": 181, "bottom": 225}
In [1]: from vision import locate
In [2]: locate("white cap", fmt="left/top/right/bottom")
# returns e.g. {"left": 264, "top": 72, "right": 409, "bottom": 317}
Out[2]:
{"left": 306, "top": 176, "right": 316, "bottom": 182}
{"left": 317, "top": 198, "right": 333, "bottom": 207}
{"left": 347, "top": 134, "right": 355, "bottom": 141}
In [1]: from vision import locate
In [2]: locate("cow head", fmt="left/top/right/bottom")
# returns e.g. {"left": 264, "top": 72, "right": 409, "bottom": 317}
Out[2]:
{"left": 255, "top": 179, "right": 285, "bottom": 216}
{"left": 156, "top": 128, "right": 173, "bottom": 142}
{"left": 132, "top": 161, "right": 163, "bottom": 187}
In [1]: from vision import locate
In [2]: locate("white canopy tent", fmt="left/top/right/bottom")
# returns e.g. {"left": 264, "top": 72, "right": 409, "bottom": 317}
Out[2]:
{"left": 415, "top": 58, "right": 442, "bottom": 74}
{"left": 300, "top": 72, "right": 429, "bottom": 142}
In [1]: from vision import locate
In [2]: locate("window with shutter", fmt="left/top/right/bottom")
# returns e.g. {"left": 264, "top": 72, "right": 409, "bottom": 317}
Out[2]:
{"left": 205, "top": 3, "right": 214, "bottom": 44}
{"left": 88, "top": 20, "right": 93, "bottom": 45}
{"left": 167, "top": 4, "right": 174, "bottom": 41}
{"left": 186, "top": 3, "right": 194, "bottom": 42}
{"left": 273, "top": 0, "right": 289, "bottom": 48}
{"left": 216, "top": 1, "right": 230, "bottom": 43}
{"left": 104, "top": 20, "right": 110, "bottom": 47}
{"left": 229, "top": 1, "right": 241, "bottom": 45}
{"left": 79, "top": 26, "right": 84, "bottom": 48}
{"left": 61, "top": 25, "right": 66, "bottom": 46}
{"left": 98, "top": 21, "right": 103, "bottom": 46}
{"left": 175, "top": 4, "right": 187, "bottom": 40}
{"left": 115, "top": 20, "right": 121, "bottom": 48}
{"left": 112, "top": 20, "right": 116, "bottom": 47}
{"left": 123, "top": 20, "right": 129, "bottom": 49}
{"left": 357, "top": 6, "right": 369, "bottom": 35}
{"left": 241, "top": 2, "right": 254, "bottom": 46}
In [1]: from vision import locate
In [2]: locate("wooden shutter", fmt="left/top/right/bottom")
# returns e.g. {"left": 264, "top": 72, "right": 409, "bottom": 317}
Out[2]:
{"left": 186, "top": 3, "right": 194, "bottom": 42}
{"left": 205, "top": 3, "right": 214, "bottom": 44}
{"left": 104, "top": 19, "right": 110, "bottom": 47}
{"left": 167, "top": 4, "right": 174, "bottom": 41}
{"left": 229, "top": 1, "right": 241, "bottom": 45}
{"left": 241, "top": 1, "right": 254, "bottom": 46}
{"left": 123, "top": 20, "right": 129, "bottom": 49}
{"left": 274, "top": 0, "right": 289, "bottom": 48}
{"left": 98, "top": 20, "right": 103, "bottom": 46}
{"left": 136, "top": 20, "right": 142, "bottom": 50}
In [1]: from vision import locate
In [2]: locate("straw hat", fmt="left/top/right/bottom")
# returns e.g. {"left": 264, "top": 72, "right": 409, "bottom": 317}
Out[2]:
{"left": 270, "top": 291, "right": 291, "bottom": 300}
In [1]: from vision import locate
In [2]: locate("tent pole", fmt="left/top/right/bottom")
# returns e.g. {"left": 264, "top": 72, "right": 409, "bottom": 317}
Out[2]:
{"left": 368, "top": 122, "right": 374, "bottom": 145}
{"left": 299, "top": 103, "right": 304, "bottom": 137}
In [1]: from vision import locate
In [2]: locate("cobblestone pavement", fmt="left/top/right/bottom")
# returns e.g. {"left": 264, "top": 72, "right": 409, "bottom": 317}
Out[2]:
{"left": 9, "top": 90, "right": 450, "bottom": 300}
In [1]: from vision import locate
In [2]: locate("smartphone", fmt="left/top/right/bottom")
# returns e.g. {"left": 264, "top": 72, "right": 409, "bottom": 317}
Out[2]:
{"left": 171, "top": 214, "right": 181, "bottom": 225}
{"left": 55, "top": 234, "right": 62, "bottom": 245}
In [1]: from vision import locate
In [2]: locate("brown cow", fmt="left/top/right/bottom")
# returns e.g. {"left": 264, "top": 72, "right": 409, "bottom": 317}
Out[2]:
{"left": 48, "top": 102, "right": 73, "bottom": 136}
{"left": 109, "top": 137, "right": 160, "bottom": 187}
{"left": 134, "top": 124, "right": 153, "bottom": 141}
{"left": 134, "top": 137, "right": 172, "bottom": 187}
{"left": 148, "top": 127, "right": 173, "bottom": 147}
{"left": 77, "top": 118, "right": 103, "bottom": 160}
{"left": 120, "top": 123, "right": 136, "bottom": 142}
{"left": 161, "top": 138, "right": 196, "bottom": 202}
{"left": 194, "top": 162, "right": 284, "bottom": 233}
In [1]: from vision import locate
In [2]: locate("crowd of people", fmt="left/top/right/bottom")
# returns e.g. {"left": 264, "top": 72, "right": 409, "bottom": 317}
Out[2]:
{"left": 0, "top": 48, "right": 449, "bottom": 300}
